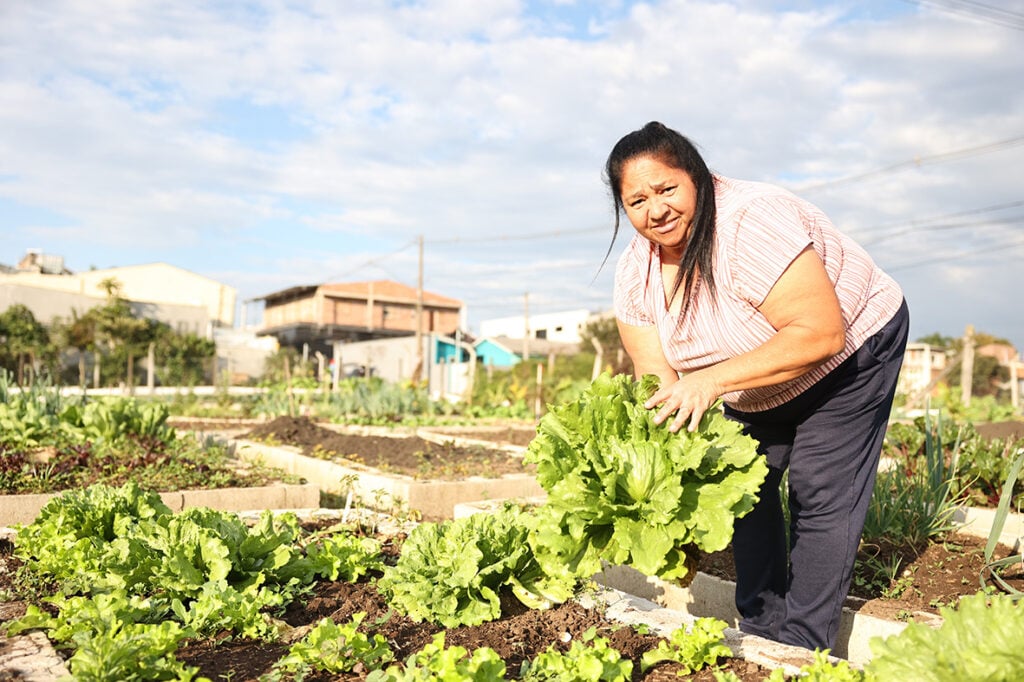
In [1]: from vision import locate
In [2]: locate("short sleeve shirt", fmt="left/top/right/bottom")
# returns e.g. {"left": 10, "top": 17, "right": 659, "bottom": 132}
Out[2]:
{"left": 614, "top": 175, "right": 904, "bottom": 412}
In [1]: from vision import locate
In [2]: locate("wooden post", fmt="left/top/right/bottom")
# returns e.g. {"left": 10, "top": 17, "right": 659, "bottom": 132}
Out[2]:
{"left": 534, "top": 361, "right": 543, "bottom": 420}
{"left": 146, "top": 342, "right": 156, "bottom": 394}
{"left": 413, "top": 235, "right": 424, "bottom": 382}
{"left": 591, "top": 337, "right": 604, "bottom": 380}
{"left": 961, "top": 324, "right": 975, "bottom": 406}
{"left": 522, "top": 292, "right": 530, "bottom": 363}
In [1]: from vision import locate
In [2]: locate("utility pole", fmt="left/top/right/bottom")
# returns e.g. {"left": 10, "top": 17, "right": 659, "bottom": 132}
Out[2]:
{"left": 413, "top": 235, "right": 424, "bottom": 382}
{"left": 522, "top": 292, "right": 530, "bottom": 364}
{"left": 961, "top": 324, "right": 975, "bottom": 406}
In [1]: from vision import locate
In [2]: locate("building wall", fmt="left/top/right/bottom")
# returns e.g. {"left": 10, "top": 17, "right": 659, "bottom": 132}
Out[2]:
{"left": 0, "top": 282, "right": 209, "bottom": 335}
{"left": 898, "top": 343, "right": 951, "bottom": 398}
{"left": 213, "top": 328, "right": 278, "bottom": 381}
{"left": 0, "top": 263, "right": 236, "bottom": 327}
{"left": 77, "top": 264, "right": 236, "bottom": 327}
{"left": 266, "top": 292, "right": 461, "bottom": 335}
{"left": 479, "top": 309, "right": 592, "bottom": 343}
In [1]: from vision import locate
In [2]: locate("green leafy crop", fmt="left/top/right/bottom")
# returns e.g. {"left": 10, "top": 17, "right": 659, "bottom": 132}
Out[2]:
{"left": 520, "top": 627, "right": 633, "bottom": 681}
{"left": 524, "top": 372, "right": 766, "bottom": 583}
{"left": 867, "top": 593, "right": 1024, "bottom": 681}
{"left": 367, "top": 632, "right": 507, "bottom": 681}
{"left": 378, "top": 504, "right": 577, "bottom": 628}
{"left": 640, "top": 618, "right": 732, "bottom": 674}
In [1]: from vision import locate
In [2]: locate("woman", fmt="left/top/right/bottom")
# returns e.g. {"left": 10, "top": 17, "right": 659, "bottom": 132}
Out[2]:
{"left": 607, "top": 121, "right": 908, "bottom": 652}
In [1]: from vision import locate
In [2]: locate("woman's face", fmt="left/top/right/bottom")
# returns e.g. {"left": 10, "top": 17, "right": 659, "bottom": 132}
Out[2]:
{"left": 619, "top": 155, "right": 697, "bottom": 261}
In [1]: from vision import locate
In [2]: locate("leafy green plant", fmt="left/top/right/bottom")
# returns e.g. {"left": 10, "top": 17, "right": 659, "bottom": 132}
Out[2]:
{"left": 864, "top": 410, "right": 963, "bottom": 548}
{"left": 525, "top": 372, "right": 766, "bottom": 583}
{"left": 520, "top": 627, "right": 632, "bottom": 681}
{"left": 378, "top": 505, "right": 577, "bottom": 628}
{"left": 867, "top": 593, "right": 1024, "bottom": 680}
{"left": 766, "top": 649, "right": 866, "bottom": 681}
{"left": 64, "top": 619, "right": 204, "bottom": 682}
{"left": 639, "top": 617, "right": 732, "bottom": 675}
{"left": 980, "top": 448, "right": 1024, "bottom": 599}
{"left": 366, "top": 632, "right": 506, "bottom": 681}
{"left": 270, "top": 614, "right": 394, "bottom": 676}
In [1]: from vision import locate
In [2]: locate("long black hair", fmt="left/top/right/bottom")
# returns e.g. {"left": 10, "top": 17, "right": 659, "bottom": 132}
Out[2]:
{"left": 602, "top": 121, "right": 717, "bottom": 313}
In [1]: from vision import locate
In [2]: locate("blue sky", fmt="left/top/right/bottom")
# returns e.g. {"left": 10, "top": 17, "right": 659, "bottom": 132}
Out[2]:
{"left": 1, "top": 0, "right": 1023, "bottom": 352}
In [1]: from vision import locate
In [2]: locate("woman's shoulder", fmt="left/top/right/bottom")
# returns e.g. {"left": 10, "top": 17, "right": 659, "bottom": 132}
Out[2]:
{"left": 714, "top": 174, "right": 804, "bottom": 216}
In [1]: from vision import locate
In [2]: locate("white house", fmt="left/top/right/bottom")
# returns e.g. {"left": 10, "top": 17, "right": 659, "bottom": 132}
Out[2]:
{"left": 478, "top": 309, "right": 594, "bottom": 344}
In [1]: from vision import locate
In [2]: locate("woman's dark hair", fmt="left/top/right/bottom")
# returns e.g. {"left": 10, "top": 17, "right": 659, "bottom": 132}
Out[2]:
{"left": 602, "top": 121, "right": 717, "bottom": 313}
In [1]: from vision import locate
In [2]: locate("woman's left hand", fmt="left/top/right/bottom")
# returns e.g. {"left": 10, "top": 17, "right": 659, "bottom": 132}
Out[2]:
{"left": 644, "top": 370, "right": 722, "bottom": 433}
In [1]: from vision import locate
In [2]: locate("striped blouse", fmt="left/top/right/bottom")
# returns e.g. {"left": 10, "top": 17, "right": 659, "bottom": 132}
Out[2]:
{"left": 614, "top": 174, "right": 904, "bottom": 413}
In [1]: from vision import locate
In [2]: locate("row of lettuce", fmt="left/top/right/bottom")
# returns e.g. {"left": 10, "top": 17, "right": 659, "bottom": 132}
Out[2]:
{"left": 0, "top": 378, "right": 292, "bottom": 494}
{"left": 4, "top": 373, "right": 1023, "bottom": 680}
{"left": 6, "top": 483, "right": 1021, "bottom": 681}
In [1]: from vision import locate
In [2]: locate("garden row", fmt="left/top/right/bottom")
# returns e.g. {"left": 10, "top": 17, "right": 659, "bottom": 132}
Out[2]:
{"left": 2, "top": 372, "right": 1023, "bottom": 679}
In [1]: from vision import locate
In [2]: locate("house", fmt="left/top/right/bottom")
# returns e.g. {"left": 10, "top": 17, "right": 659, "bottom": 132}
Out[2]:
{"left": 331, "top": 331, "right": 475, "bottom": 399}
{"left": 257, "top": 279, "right": 464, "bottom": 358}
{"left": 479, "top": 308, "right": 593, "bottom": 344}
{"left": 976, "top": 343, "right": 1019, "bottom": 366}
{"left": 473, "top": 336, "right": 578, "bottom": 369}
{"left": 897, "top": 342, "right": 952, "bottom": 399}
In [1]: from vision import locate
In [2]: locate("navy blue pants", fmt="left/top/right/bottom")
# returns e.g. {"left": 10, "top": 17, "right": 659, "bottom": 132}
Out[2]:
{"left": 724, "top": 299, "right": 909, "bottom": 651}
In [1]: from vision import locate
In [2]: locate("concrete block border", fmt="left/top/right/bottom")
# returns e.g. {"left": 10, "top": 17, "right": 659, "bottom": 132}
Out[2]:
{"left": 0, "top": 483, "right": 321, "bottom": 527}
{"left": 232, "top": 439, "right": 544, "bottom": 520}
{"left": 455, "top": 497, "right": 1012, "bottom": 666}
{"left": 591, "top": 586, "right": 843, "bottom": 677}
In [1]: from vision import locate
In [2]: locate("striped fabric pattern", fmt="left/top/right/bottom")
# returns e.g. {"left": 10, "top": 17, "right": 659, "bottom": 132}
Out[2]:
{"left": 614, "top": 174, "right": 904, "bottom": 412}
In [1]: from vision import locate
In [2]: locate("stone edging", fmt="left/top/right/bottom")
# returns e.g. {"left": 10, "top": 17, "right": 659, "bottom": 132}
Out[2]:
{"left": 232, "top": 439, "right": 544, "bottom": 520}
{"left": 0, "top": 483, "right": 320, "bottom": 527}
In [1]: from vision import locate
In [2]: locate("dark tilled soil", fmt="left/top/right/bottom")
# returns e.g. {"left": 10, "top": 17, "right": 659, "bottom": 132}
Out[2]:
{"left": 241, "top": 416, "right": 536, "bottom": 480}
{"left": 0, "top": 534, "right": 771, "bottom": 681}
{"left": 699, "top": 532, "right": 1024, "bottom": 622}
{"left": 974, "top": 419, "right": 1024, "bottom": 442}
{"left": 174, "top": 579, "right": 774, "bottom": 681}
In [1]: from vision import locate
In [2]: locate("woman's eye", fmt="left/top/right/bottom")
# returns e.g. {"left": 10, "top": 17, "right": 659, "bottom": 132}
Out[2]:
{"left": 629, "top": 198, "right": 644, "bottom": 208}
{"left": 660, "top": 186, "right": 675, "bottom": 195}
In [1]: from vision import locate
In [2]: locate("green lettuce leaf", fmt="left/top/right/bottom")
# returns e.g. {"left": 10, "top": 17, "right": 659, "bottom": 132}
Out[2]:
{"left": 525, "top": 372, "right": 766, "bottom": 582}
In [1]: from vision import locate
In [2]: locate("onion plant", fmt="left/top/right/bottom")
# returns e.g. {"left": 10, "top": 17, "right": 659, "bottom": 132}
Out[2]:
{"left": 863, "top": 409, "right": 965, "bottom": 549}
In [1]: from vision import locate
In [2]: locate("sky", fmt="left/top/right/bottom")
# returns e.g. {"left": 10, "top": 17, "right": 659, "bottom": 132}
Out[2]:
{"left": 1, "top": 0, "right": 1022, "bottom": 352}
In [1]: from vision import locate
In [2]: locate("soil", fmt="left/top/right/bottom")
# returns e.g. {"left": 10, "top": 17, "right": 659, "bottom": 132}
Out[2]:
{"left": 698, "top": 532, "right": 1024, "bottom": 622}
{"left": 974, "top": 419, "right": 1024, "bottom": 442}
{"left": 4, "top": 418, "right": 1021, "bottom": 680}
{"left": 240, "top": 416, "right": 536, "bottom": 481}
{"left": 0, "top": 533, "right": 772, "bottom": 682}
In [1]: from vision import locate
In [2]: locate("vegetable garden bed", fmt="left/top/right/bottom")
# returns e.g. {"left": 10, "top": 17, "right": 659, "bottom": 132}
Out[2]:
{"left": 0, "top": 487, "right": 820, "bottom": 682}
{"left": 0, "top": 398, "right": 315, "bottom": 526}
{"left": 233, "top": 416, "right": 544, "bottom": 520}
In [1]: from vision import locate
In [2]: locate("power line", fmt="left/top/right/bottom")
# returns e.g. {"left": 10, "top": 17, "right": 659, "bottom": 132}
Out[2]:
{"left": 855, "top": 199, "right": 1024, "bottom": 238}
{"left": 321, "top": 239, "right": 418, "bottom": 282}
{"left": 886, "top": 235, "right": 1024, "bottom": 271}
{"left": 427, "top": 225, "right": 599, "bottom": 245}
{"left": 792, "top": 134, "right": 1024, "bottom": 194}
{"left": 899, "top": 0, "right": 1024, "bottom": 31}
{"left": 861, "top": 213, "right": 1024, "bottom": 246}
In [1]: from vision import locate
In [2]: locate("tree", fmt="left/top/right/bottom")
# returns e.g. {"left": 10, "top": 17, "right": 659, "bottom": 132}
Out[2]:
{"left": 54, "top": 309, "right": 99, "bottom": 387}
{"left": 158, "top": 330, "right": 216, "bottom": 385}
{"left": 915, "top": 330, "right": 1015, "bottom": 401}
{"left": 0, "top": 304, "right": 53, "bottom": 384}
{"left": 90, "top": 278, "right": 156, "bottom": 389}
{"left": 578, "top": 315, "right": 631, "bottom": 376}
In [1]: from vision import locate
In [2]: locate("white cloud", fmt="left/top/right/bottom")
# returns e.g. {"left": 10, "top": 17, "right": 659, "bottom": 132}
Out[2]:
{"left": 0, "top": 0, "right": 1021, "bottom": 349}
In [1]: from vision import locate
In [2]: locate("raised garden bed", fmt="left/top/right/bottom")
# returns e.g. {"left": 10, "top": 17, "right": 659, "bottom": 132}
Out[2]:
{"left": 0, "top": 421, "right": 317, "bottom": 527}
{"left": 0, "top": 500, "right": 825, "bottom": 682}
{"left": 233, "top": 416, "right": 544, "bottom": 520}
